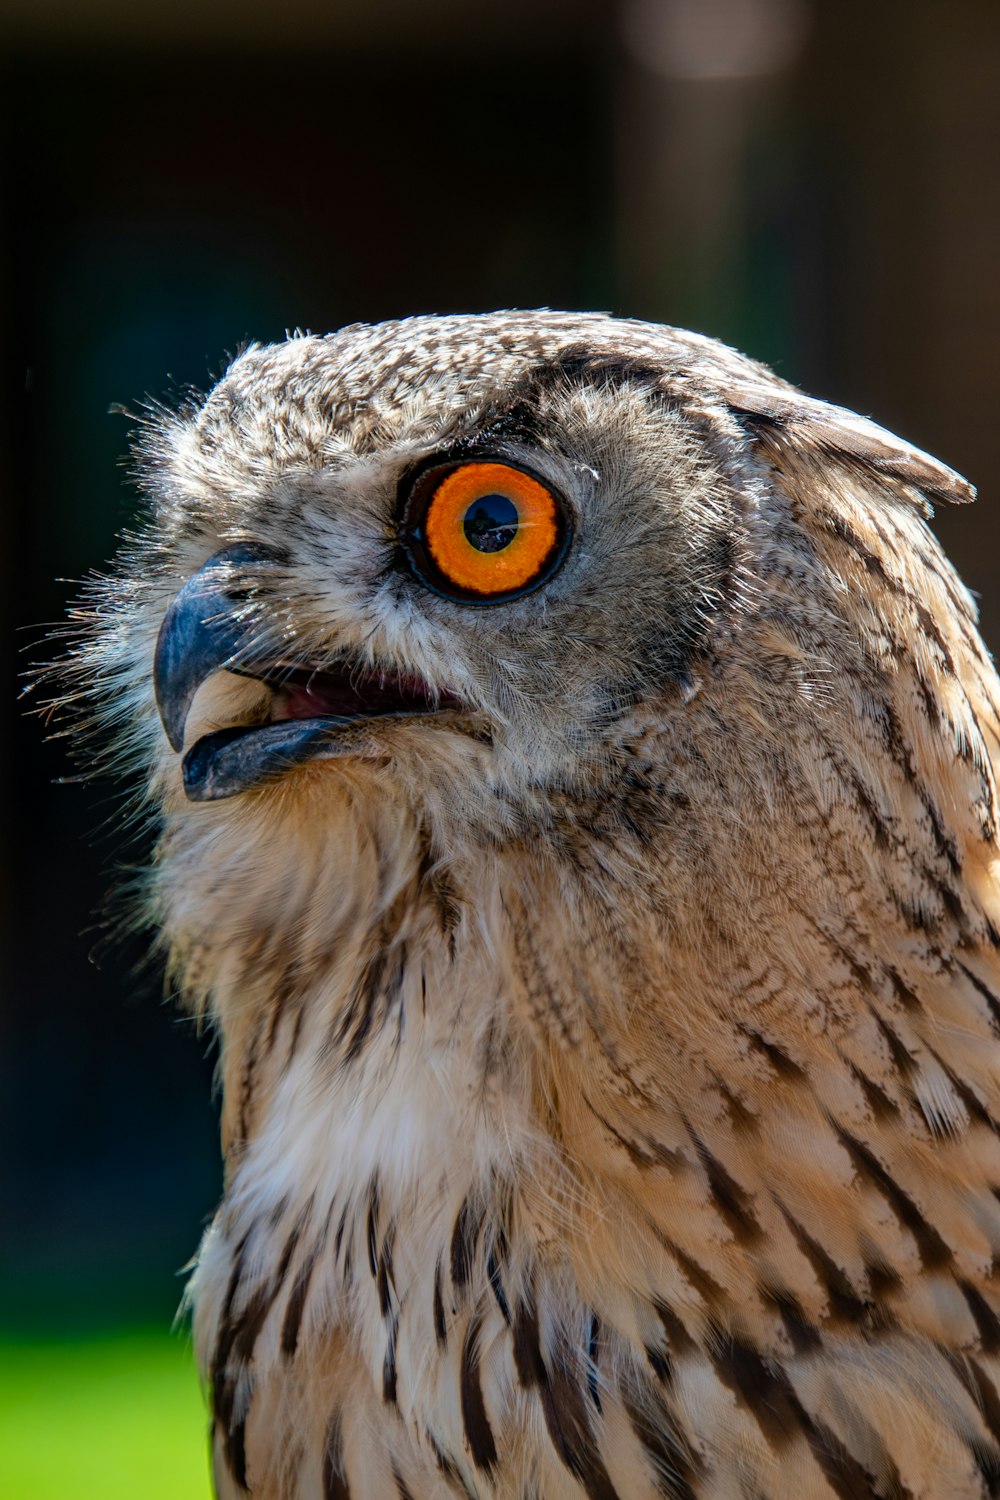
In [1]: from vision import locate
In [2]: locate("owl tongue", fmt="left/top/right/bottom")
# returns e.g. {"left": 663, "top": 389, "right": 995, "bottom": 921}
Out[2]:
{"left": 177, "top": 663, "right": 463, "bottom": 802}
{"left": 179, "top": 663, "right": 461, "bottom": 801}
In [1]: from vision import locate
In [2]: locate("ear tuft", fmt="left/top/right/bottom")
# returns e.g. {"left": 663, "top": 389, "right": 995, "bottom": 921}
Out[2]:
{"left": 725, "top": 387, "right": 974, "bottom": 510}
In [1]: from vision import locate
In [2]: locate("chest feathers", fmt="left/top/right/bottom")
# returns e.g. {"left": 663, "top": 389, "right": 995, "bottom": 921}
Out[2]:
{"left": 181, "top": 785, "right": 1000, "bottom": 1500}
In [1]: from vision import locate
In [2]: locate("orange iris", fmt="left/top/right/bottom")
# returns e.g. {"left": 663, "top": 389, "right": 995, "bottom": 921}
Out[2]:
{"left": 423, "top": 462, "right": 560, "bottom": 597}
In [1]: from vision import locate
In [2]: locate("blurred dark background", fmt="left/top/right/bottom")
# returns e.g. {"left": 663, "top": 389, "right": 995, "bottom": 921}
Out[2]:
{"left": 4, "top": 0, "right": 999, "bottom": 1335}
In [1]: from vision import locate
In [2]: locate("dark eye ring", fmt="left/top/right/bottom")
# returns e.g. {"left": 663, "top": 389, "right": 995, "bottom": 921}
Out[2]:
{"left": 400, "top": 457, "right": 571, "bottom": 604}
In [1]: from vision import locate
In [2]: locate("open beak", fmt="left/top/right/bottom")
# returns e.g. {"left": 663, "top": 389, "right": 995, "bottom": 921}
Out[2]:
{"left": 153, "top": 545, "right": 462, "bottom": 802}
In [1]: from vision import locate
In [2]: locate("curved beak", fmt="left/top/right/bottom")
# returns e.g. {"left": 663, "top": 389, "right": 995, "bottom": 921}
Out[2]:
{"left": 153, "top": 543, "right": 279, "bottom": 752}
{"left": 153, "top": 543, "right": 465, "bottom": 802}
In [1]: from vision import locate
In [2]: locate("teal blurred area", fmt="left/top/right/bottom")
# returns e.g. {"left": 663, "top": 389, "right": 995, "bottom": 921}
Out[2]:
{"left": 2, "top": 0, "right": 999, "bottom": 1488}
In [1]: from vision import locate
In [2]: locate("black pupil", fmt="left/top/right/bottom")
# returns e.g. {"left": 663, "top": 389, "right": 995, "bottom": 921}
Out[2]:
{"left": 463, "top": 493, "right": 519, "bottom": 553}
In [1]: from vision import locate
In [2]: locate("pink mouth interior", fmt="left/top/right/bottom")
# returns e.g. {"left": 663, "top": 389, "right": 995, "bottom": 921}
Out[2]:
{"left": 266, "top": 664, "right": 459, "bottom": 722}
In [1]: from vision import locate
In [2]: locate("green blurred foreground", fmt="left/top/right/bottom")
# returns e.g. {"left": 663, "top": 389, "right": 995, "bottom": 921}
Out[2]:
{"left": 1, "top": 1329, "right": 212, "bottom": 1499}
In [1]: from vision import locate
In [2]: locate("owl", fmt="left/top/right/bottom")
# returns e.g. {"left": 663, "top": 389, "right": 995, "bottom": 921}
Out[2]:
{"left": 55, "top": 311, "right": 1000, "bottom": 1499}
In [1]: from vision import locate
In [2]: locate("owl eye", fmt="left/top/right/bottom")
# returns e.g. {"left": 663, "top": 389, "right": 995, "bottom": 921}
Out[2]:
{"left": 402, "top": 459, "right": 569, "bottom": 603}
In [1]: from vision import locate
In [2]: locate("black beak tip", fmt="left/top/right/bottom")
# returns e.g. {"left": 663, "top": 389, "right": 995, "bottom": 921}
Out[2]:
{"left": 153, "top": 543, "right": 277, "bottom": 754}
{"left": 153, "top": 623, "right": 197, "bottom": 752}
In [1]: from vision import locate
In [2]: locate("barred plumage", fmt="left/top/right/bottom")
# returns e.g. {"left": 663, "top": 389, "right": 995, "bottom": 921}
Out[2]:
{"left": 55, "top": 312, "right": 1000, "bottom": 1498}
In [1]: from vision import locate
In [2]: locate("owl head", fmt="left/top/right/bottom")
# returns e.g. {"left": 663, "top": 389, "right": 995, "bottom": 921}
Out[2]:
{"left": 65, "top": 313, "right": 971, "bottom": 847}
